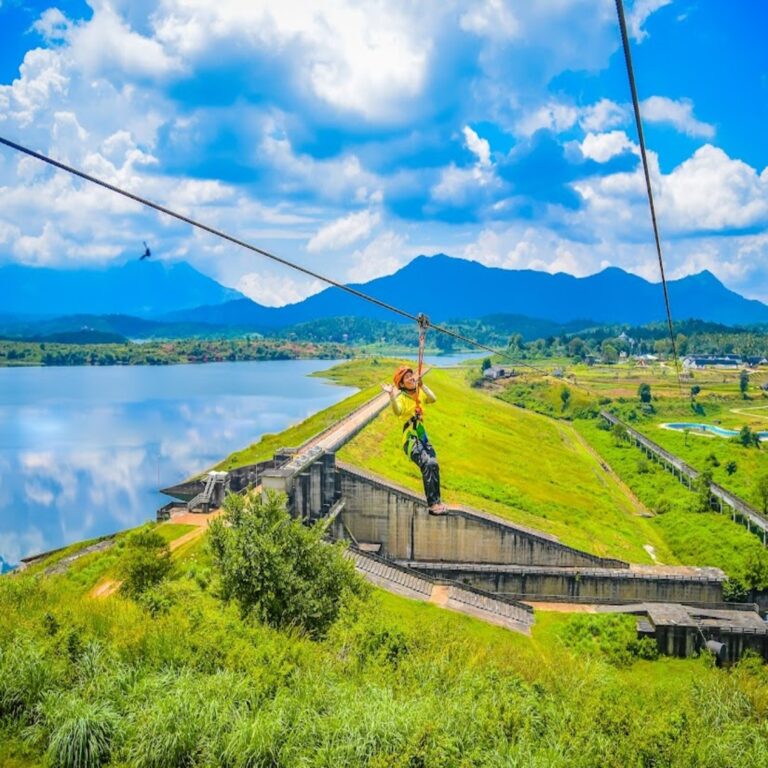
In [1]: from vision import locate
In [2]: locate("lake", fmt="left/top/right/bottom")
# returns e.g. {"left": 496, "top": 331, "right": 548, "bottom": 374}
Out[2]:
{"left": 0, "top": 354, "right": 477, "bottom": 565}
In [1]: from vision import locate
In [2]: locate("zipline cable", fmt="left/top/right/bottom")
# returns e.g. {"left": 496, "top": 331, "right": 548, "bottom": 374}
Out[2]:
{"left": 614, "top": 0, "right": 683, "bottom": 394}
{"left": 0, "top": 134, "right": 547, "bottom": 375}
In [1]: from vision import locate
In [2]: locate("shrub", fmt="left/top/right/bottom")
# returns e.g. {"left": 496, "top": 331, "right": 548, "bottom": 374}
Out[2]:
{"left": 209, "top": 491, "right": 367, "bottom": 639}
{"left": 42, "top": 694, "right": 119, "bottom": 768}
{"left": 119, "top": 527, "right": 172, "bottom": 599}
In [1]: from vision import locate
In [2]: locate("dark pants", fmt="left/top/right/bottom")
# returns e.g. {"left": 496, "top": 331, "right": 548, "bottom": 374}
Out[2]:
{"left": 407, "top": 438, "right": 441, "bottom": 507}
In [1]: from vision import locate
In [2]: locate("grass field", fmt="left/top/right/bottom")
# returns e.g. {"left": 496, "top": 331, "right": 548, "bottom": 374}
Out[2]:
{"left": 4, "top": 358, "right": 768, "bottom": 766}
{"left": 3, "top": 532, "right": 768, "bottom": 768}
{"left": 337, "top": 364, "right": 674, "bottom": 563}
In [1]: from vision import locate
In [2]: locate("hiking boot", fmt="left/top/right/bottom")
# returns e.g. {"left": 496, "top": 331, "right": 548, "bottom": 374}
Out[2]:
{"left": 428, "top": 503, "right": 447, "bottom": 516}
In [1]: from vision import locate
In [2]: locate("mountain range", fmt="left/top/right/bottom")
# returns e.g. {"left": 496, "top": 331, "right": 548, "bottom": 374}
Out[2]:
{"left": 0, "top": 260, "right": 243, "bottom": 317}
{"left": 4, "top": 254, "right": 768, "bottom": 333}
{"left": 163, "top": 255, "right": 768, "bottom": 328}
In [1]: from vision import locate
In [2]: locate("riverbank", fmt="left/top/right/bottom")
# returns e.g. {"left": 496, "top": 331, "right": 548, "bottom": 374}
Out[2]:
{"left": 0, "top": 338, "right": 353, "bottom": 367}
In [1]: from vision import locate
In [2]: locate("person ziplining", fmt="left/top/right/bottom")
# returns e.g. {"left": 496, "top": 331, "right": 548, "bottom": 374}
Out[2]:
{"left": 381, "top": 315, "right": 447, "bottom": 515}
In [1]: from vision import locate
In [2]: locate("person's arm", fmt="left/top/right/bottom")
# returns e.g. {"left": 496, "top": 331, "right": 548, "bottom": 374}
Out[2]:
{"left": 381, "top": 383, "right": 403, "bottom": 415}
{"left": 420, "top": 381, "right": 436, "bottom": 403}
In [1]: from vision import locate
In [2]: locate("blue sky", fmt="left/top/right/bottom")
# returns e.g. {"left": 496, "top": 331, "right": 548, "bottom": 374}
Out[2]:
{"left": 0, "top": 0, "right": 766, "bottom": 305}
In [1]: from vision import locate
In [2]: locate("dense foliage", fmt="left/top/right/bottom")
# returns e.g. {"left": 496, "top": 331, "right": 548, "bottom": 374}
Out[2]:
{"left": 209, "top": 492, "right": 366, "bottom": 638}
{"left": 3, "top": 537, "right": 768, "bottom": 768}
{"left": 0, "top": 338, "right": 351, "bottom": 367}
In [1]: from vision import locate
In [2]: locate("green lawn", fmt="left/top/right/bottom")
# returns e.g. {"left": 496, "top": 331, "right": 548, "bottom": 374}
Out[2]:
{"left": 575, "top": 419, "right": 768, "bottom": 580}
{"left": 3, "top": 542, "right": 768, "bottom": 768}
{"left": 338, "top": 367, "right": 674, "bottom": 563}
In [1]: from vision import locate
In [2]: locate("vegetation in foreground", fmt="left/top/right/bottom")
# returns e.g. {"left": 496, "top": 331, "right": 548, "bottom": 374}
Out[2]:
{"left": 3, "top": 495, "right": 768, "bottom": 768}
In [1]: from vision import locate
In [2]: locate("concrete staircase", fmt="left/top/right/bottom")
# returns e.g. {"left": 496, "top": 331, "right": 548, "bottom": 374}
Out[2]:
{"left": 347, "top": 548, "right": 534, "bottom": 634}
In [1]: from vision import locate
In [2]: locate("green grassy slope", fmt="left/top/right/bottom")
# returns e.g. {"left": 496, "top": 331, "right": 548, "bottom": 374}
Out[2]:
{"left": 337, "top": 365, "right": 674, "bottom": 563}
{"left": 3, "top": 534, "right": 768, "bottom": 768}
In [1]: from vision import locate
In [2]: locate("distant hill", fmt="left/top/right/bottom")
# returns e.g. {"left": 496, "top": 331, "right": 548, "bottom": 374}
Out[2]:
{"left": 0, "top": 314, "right": 234, "bottom": 341}
{"left": 10, "top": 329, "right": 128, "bottom": 344}
{"left": 5, "top": 254, "right": 768, "bottom": 330}
{"left": 166, "top": 254, "right": 768, "bottom": 328}
{"left": 0, "top": 556, "right": 15, "bottom": 574}
{"left": 0, "top": 260, "right": 244, "bottom": 317}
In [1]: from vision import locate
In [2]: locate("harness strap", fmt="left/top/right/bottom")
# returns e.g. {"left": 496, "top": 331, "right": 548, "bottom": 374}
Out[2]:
{"left": 415, "top": 313, "right": 429, "bottom": 418}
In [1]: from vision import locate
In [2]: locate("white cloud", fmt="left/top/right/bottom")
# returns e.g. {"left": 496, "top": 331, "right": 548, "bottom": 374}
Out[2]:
{"left": 515, "top": 101, "right": 579, "bottom": 137}
{"left": 463, "top": 125, "right": 491, "bottom": 167}
{"left": 0, "top": 528, "right": 46, "bottom": 565}
{"left": 236, "top": 271, "right": 325, "bottom": 306}
{"left": 307, "top": 209, "right": 381, "bottom": 253}
{"left": 579, "top": 99, "right": 628, "bottom": 132}
{"left": 153, "top": 0, "right": 429, "bottom": 122}
{"left": 66, "top": 4, "right": 181, "bottom": 79}
{"left": 641, "top": 96, "right": 715, "bottom": 139}
{"left": 431, "top": 163, "right": 498, "bottom": 204}
{"left": 460, "top": 0, "right": 520, "bottom": 40}
{"left": 0, "top": 48, "right": 68, "bottom": 127}
{"left": 346, "top": 231, "right": 410, "bottom": 283}
{"left": 580, "top": 130, "right": 636, "bottom": 162}
{"left": 627, "top": 0, "right": 673, "bottom": 43}
{"left": 661, "top": 145, "right": 768, "bottom": 231}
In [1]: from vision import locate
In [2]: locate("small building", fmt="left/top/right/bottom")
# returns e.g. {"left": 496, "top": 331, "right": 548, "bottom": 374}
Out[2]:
{"left": 484, "top": 365, "right": 515, "bottom": 380}
{"left": 682, "top": 355, "right": 743, "bottom": 369}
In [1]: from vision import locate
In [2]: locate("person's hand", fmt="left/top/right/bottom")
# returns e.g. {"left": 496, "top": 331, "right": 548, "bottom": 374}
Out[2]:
{"left": 382, "top": 383, "right": 395, "bottom": 395}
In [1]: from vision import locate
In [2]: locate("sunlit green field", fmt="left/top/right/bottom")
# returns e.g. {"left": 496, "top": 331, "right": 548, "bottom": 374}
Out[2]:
{"left": 338, "top": 364, "right": 673, "bottom": 563}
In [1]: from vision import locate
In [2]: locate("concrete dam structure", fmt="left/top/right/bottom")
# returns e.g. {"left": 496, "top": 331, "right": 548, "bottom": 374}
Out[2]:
{"left": 161, "top": 391, "right": 767, "bottom": 658}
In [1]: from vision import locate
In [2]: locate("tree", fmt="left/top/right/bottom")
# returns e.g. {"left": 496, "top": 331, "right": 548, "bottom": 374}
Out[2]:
{"left": 209, "top": 491, "right": 366, "bottom": 639}
{"left": 508, "top": 334, "right": 523, "bottom": 351}
{"left": 560, "top": 385, "right": 571, "bottom": 411}
{"left": 694, "top": 469, "right": 714, "bottom": 513}
{"left": 755, "top": 473, "right": 768, "bottom": 514}
{"left": 690, "top": 385, "right": 701, "bottom": 400}
{"left": 568, "top": 337, "right": 585, "bottom": 359}
{"left": 601, "top": 342, "right": 618, "bottom": 364}
{"left": 740, "top": 369, "right": 749, "bottom": 398}
{"left": 119, "top": 526, "right": 172, "bottom": 598}
{"left": 612, "top": 423, "right": 629, "bottom": 446}
{"left": 481, "top": 357, "right": 492, "bottom": 372}
{"left": 638, "top": 383, "right": 652, "bottom": 404}
{"left": 725, "top": 460, "right": 737, "bottom": 476}
{"left": 737, "top": 425, "right": 760, "bottom": 448}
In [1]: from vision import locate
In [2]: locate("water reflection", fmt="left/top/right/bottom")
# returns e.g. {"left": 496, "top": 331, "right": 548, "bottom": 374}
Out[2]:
{"left": 0, "top": 360, "right": 355, "bottom": 565}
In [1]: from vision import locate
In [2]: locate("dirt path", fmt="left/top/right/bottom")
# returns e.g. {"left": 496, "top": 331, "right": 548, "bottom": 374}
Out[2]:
{"left": 90, "top": 507, "right": 229, "bottom": 599}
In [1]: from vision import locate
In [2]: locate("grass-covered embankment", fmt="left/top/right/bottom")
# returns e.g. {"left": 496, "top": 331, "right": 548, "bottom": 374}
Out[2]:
{"left": 613, "top": 397, "right": 768, "bottom": 510}
{"left": 3, "top": 522, "right": 768, "bottom": 768}
{"left": 575, "top": 419, "right": 768, "bottom": 582}
{"left": 337, "top": 363, "right": 673, "bottom": 563}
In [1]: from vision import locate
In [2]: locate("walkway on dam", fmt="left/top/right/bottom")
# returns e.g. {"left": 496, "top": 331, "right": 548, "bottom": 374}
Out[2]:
{"left": 601, "top": 410, "right": 768, "bottom": 542}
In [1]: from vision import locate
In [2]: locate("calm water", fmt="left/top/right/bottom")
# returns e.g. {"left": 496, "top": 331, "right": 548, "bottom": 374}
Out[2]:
{"left": 0, "top": 360, "right": 359, "bottom": 565}
{"left": 0, "top": 354, "right": 477, "bottom": 566}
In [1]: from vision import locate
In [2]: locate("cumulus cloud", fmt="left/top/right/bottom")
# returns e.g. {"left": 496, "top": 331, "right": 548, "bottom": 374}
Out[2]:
{"left": 463, "top": 126, "right": 491, "bottom": 167}
{"left": 515, "top": 101, "right": 579, "bottom": 137}
{"left": 580, "top": 131, "right": 636, "bottom": 162}
{"left": 460, "top": 0, "right": 520, "bottom": 40}
{"left": 579, "top": 99, "right": 629, "bottom": 132}
{"left": 153, "top": 0, "right": 429, "bottom": 122}
{"left": 346, "top": 230, "right": 411, "bottom": 283}
{"left": 307, "top": 209, "right": 381, "bottom": 253}
{"left": 641, "top": 96, "right": 715, "bottom": 139}
{"left": 236, "top": 271, "right": 325, "bottom": 306}
{"left": 627, "top": 0, "right": 673, "bottom": 43}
